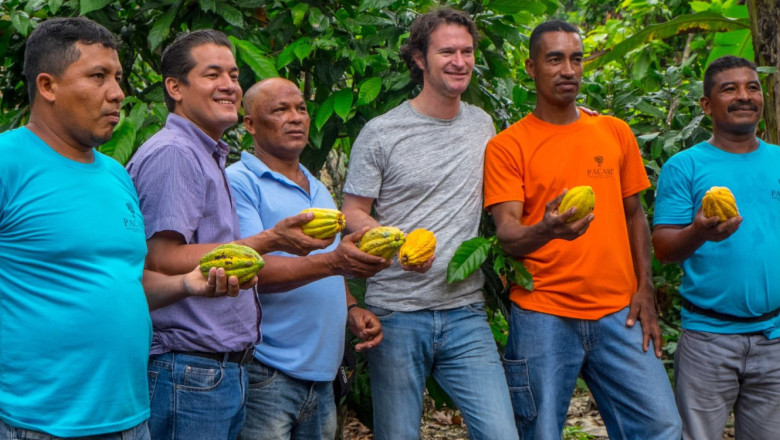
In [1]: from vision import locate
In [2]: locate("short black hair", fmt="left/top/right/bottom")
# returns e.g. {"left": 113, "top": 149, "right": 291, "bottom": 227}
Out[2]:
{"left": 23, "top": 17, "right": 118, "bottom": 103}
{"left": 160, "top": 29, "right": 233, "bottom": 112}
{"left": 703, "top": 55, "right": 758, "bottom": 98}
{"left": 528, "top": 20, "right": 581, "bottom": 60}
{"left": 400, "top": 8, "right": 479, "bottom": 85}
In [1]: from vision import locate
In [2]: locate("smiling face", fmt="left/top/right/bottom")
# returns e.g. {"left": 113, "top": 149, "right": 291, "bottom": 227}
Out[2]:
{"left": 415, "top": 23, "right": 475, "bottom": 99}
{"left": 166, "top": 43, "right": 242, "bottom": 141}
{"left": 50, "top": 41, "right": 124, "bottom": 149}
{"left": 525, "top": 30, "right": 583, "bottom": 108}
{"left": 244, "top": 78, "right": 310, "bottom": 161}
{"left": 701, "top": 66, "right": 763, "bottom": 136}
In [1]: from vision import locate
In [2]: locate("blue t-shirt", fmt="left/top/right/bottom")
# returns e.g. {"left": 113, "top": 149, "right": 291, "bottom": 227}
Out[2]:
{"left": 654, "top": 140, "right": 780, "bottom": 337}
{"left": 226, "top": 151, "right": 346, "bottom": 381}
{"left": 0, "top": 127, "right": 152, "bottom": 436}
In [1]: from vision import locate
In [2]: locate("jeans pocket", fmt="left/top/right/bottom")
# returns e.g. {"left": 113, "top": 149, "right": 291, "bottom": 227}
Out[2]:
{"left": 179, "top": 364, "right": 223, "bottom": 391}
{"left": 247, "top": 361, "right": 279, "bottom": 389}
{"left": 503, "top": 357, "right": 537, "bottom": 423}
{"left": 465, "top": 302, "right": 487, "bottom": 315}
{"left": 147, "top": 370, "right": 158, "bottom": 403}
{"left": 367, "top": 305, "right": 395, "bottom": 320}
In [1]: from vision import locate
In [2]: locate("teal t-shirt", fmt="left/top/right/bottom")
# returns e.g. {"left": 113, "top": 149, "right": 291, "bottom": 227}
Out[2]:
{"left": 654, "top": 140, "right": 780, "bottom": 337}
{"left": 0, "top": 127, "right": 152, "bottom": 436}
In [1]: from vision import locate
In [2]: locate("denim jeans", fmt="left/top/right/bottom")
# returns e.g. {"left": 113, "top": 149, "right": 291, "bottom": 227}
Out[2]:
{"left": 147, "top": 352, "right": 248, "bottom": 440}
{"left": 504, "top": 304, "right": 681, "bottom": 440}
{"left": 0, "top": 420, "right": 149, "bottom": 440}
{"left": 366, "top": 303, "right": 517, "bottom": 440}
{"left": 238, "top": 359, "right": 336, "bottom": 440}
{"left": 675, "top": 329, "right": 780, "bottom": 440}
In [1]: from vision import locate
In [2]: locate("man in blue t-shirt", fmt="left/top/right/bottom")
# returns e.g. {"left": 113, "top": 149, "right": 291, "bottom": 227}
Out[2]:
{"left": 227, "top": 77, "right": 389, "bottom": 440}
{"left": 653, "top": 55, "right": 780, "bottom": 439}
{"left": 0, "top": 17, "right": 240, "bottom": 440}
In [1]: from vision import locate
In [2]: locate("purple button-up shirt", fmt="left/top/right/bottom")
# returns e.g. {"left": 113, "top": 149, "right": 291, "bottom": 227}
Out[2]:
{"left": 127, "top": 113, "right": 259, "bottom": 354}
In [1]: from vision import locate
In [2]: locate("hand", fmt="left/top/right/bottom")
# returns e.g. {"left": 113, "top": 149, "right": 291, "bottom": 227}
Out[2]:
{"left": 692, "top": 208, "right": 742, "bottom": 242}
{"left": 183, "top": 266, "right": 256, "bottom": 298}
{"left": 538, "top": 189, "right": 594, "bottom": 241}
{"left": 348, "top": 306, "right": 383, "bottom": 351}
{"left": 625, "top": 285, "right": 662, "bottom": 357}
{"left": 267, "top": 212, "right": 336, "bottom": 256}
{"left": 578, "top": 106, "right": 599, "bottom": 116}
{"left": 329, "top": 227, "right": 392, "bottom": 278}
{"left": 401, "top": 255, "right": 435, "bottom": 273}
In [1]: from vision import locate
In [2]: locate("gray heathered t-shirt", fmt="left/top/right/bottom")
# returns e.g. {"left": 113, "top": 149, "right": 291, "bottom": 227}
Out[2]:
{"left": 343, "top": 101, "right": 495, "bottom": 311}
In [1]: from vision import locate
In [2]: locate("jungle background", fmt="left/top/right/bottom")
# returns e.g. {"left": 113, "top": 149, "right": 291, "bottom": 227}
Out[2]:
{"left": 1, "top": 0, "right": 778, "bottom": 438}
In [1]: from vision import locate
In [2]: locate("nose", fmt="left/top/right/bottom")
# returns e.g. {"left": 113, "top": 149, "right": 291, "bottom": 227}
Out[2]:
{"left": 561, "top": 59, "right": 575, "bottom": 77}
{"left": 217, "top": 72, "right": 237, "bottom": 91}
{"left": 108, "top": 77, "right": 125, "bottom": 102}
{"left": 451, "top": 51, "right": 466, "bottom": 67}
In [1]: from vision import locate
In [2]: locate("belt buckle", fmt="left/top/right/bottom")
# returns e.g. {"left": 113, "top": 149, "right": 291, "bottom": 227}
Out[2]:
{"left": 238, "top": 347, "right": 255, "bottom": 364}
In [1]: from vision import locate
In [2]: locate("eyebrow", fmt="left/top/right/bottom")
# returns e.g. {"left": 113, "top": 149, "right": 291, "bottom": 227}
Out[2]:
{"left": 204, "top": 64, "right": 239, "bottom": 72}
{"left": 718, "top": 80, "right": 761, "bottom": 88}
{"left": 546, "top": 51, "right": 584, "bottom": 58}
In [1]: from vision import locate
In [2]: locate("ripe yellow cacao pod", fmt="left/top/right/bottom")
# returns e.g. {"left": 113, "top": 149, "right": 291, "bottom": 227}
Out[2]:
{"left": 702, "top": 186, "right": 738, "bottom": 222}
{"left": 300, "top": 208, "right": 345, "bottom": 239}
{"left": 200, "top": 243, "right": 264, "bottom": 283}
{"left": 399, "top": 229, "right": 436, "bottom": 266}
{"left": 558, "top": 185, "right": 595, "bottom": 223}
{"left": 358, "top": 226, "right": 406, "bottom": 260}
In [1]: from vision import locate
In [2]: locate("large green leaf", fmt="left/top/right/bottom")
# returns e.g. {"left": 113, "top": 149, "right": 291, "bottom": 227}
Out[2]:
{"left": 357, "top": 77, "right": 382, "bottom": 106}
{"left": 332, "top": 88, "right": 353, "bottom": 122}
{"left": 447, "top": 237, "right": 491, "bottom": 283}
{"left": 291, "top": 3, "right": 308, "bottom": 27}
{"left": 216, "top": 3, "right": 244, "bottom": 28}
{"left": 99, "top": 116, "right": 136, "bottom": 165}
{"left": 506, "top": 258, "right": 533, "bottom": 291}
{"left": 488, "top": 0, "right": 546, "bottom": 15}
{"left": 230, "top": 37, "right": 279, "bottom": 79}
{"left": 585, "top": 12, "right": 750, "bottom": 72}
{"left": 148, "top": 4, "right": 178, "bottom": 51}
{"left": 314, "top": 95, "right": 334, "bottom": 130}
{"left": 80, "top": 0, "right": 111, "bottom": 14}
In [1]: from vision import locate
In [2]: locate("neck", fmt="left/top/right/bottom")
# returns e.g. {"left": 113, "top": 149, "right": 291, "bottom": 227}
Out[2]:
{"left": 255, "top": 148, "right": 303, "bottom": 181}
{"left": 708, "top": 131, "right": 759, "bottom": 154}
{"left": 27, "top": 114, "right": 95, "bottom": 163}
{"left": 173, "top": 109, "right": 225, "bottom": 142}
{"left": 532, "top": 102, "right": 580, "bottom": 125}
{"left": 409, "top": 86, "right": 461, "bottom": 119}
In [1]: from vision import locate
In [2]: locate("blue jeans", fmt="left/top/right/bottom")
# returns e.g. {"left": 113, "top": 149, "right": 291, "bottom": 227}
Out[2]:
{"left": 675, "top": 329, "right": 780, "bottom": 440}
{"left": 504, "top": 304, "right": 682, "bottom": 439}
{"left": 147, "top": 352, "right": 248, "bottom": 440}
{"left": 0, "top": 420, "right": 149, "bottom": 440}
{"left": 366, "top": 303, "right": 518, "bottom": 440}
{"left": 238, "top": 359, "right": 336, "bottom": 440}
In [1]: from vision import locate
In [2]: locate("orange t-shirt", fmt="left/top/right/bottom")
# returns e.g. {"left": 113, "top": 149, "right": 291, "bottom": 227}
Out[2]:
{"left": 484, "top": 111, "right": 650, "bottom": 319}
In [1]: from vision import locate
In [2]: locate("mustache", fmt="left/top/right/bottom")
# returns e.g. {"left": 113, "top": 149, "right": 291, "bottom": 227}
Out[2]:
{"left": 728, "top": 101, "right": 758, "bottom": 112}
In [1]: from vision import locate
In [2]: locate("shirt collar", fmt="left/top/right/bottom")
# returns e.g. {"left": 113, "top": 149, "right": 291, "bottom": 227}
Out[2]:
{"left": 165, "top": 113, "right": 230, "bottom": 159}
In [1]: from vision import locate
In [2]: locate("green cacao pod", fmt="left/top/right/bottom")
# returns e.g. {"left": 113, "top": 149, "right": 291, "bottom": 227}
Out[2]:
{"left": 702, "top": 186, "right": 738, "bottom": 222}
{"left": 358, "top": 226, "right": 406, "bottom": 260}
{"left": 558, "top": 185, "right": 595, "bottom": 223}
{"left": 399, "top": 229, "right": 436, "bottom": 266}
{"left": 199, "top": 243, "right": 264, "bottom": 283}
{"left": 300, "top": 208, "right": 345, "bottom": 239}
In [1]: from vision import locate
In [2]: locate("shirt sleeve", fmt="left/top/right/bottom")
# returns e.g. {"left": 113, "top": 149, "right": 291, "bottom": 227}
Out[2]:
{"left": 653, "top": 156, "right": 696, "bottom": 226}
{"left": 343, "top": 124, "right": 384, "bottom": 199}
{"left": 227, "top": 167, "right": 265, "bottom": 238}
{"left": 130, "top": 143, "right": 206, "bottom": 242}
{"left": 483, "top": 132, "right": 525, "bottom": 209}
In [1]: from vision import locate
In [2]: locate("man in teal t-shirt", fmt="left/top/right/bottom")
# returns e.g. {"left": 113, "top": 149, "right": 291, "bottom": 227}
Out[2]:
{"left": 0, "top": 17, "right": 241, "bottom": 439}
{"left": 653, "top": 55, "right": 780, "bottom": 439}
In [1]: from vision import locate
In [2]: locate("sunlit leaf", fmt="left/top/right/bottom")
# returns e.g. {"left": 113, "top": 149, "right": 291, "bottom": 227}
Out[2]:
{"left": 332, "top": 88, "right": 353, "bottom": 122}
{"left": 80, "top": 0, "right": 111, "bottom": 14}
{"left": 447, "top": 237, "right": 491, "bottom": 283}
{"left": 291, "top": 3, "right": 308, "bottom": 27}
{"left": 315, "top": 95, "right": 334, "bottom": 130}
{"left": 230, "top": 37, "right": 279, "bottom": 79}
{"left": 357, "top": 77, "right": 382, "bottom": 106}
{"left": 148, "top": 5, "right": 177, "bottom": 51}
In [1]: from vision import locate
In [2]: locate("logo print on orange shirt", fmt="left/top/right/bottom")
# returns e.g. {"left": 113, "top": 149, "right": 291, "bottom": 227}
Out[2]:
{"left": 588, "top": 155, "right": 615, "bottom": 178}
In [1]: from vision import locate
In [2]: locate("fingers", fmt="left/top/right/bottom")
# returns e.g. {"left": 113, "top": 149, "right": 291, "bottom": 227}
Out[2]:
{"left": 287, "top": 211, "right": 315, "bottom": 226}
{"left": 343, "top": 227, "right": 370, "bottom": 243}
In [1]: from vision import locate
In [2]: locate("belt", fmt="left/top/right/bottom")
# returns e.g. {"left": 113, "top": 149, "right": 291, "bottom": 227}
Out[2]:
{"left": 682, "top": 298, "right": 780, "bottom": 323}
{"left": 178, "top": 347, "right": 255, "bottom": 365}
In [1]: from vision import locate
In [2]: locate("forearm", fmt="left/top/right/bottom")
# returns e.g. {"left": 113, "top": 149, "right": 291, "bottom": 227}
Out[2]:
{"left": 236, "top": 229, "right": 285, "bottom": 255}
{"left": 496, "top": 221, "right": 554, "bottom": 257}
{"left": 256, "top": 254, "right": 337, "bottom": 293}
{"left": 652, "top": 225, "right": 704, "bottom": 263}
{"left": 342, "top": 195, "right": 380, "bottom": 233}
{"left": 625, "top": 206, "right": 653, "bottom": 290}
{"left": 146, "top": 241, "right": 219, "bottom": 275}
{"left": 142, "top": 270, "right": 189, "bottom": 311}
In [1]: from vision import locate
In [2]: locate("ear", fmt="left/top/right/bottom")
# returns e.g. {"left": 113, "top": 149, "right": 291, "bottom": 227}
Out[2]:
{"left": 700, "top": 95, "right": 711, "bottom": 116}
{"left": 525, "top": 57, "right": 535, "bottom": 80}
{"left": 243, "top": 114, "right": 257, "bottom": 136}
{"left": 413, "top": 50, "right": 426, "bottom": 72}
{"left": 165, "top": 76, "right": 184, "bottom": 105}
{"left": 35, "top": 73, "right": 57, "bottom": 104}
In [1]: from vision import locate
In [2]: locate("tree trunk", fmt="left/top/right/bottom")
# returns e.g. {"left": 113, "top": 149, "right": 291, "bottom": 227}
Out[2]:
{"left": 747, "top": 0, "right": 780, "bottom": 144}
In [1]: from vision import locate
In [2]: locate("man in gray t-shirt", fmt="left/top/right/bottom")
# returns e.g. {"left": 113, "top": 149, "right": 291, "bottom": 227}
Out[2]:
{"left": 342, "top": 8, "right": 517, "bottom": 440}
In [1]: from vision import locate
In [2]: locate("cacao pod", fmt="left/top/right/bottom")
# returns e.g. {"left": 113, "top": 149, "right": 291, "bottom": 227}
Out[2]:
{"left": 702, "top": 186, "right": 738, "bottom": 221}
{"left": 558, "top": 186, "right": 595, "bottom": 223}
{"left": 358, "top": 226, "right": 406, "bottom": 260}
{"left": 200, "top": 243, "right": 264, "bottom": 283}
{"left": 300, "top": 208, "right": 345, "bottom": 239}
{"left": 399, "top": 229, "right": 436, "bottom": 266}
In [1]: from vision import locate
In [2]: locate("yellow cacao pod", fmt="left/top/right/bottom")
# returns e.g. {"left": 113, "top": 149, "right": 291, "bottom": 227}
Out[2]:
{"left": 200, "top": 243, "right": 264, "bottom": 284}
{"left": 300, "top": 208, "right": 345, "bottom": 239}
{"left": 702, "top": 186, "right": 738, "bottom": 221}
{"left": 358, "top": 226, "right": 406, "bottom": 260}
{"left": 399, "top": 229, "right": 436, "bottom": 266}
{"left": 558, "top": 186, "right": 595, "bottom": 223}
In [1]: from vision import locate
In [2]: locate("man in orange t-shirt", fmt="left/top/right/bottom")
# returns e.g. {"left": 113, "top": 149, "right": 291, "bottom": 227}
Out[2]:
{"left": 484, "top": 20, "right": 681, "bottom": 440}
